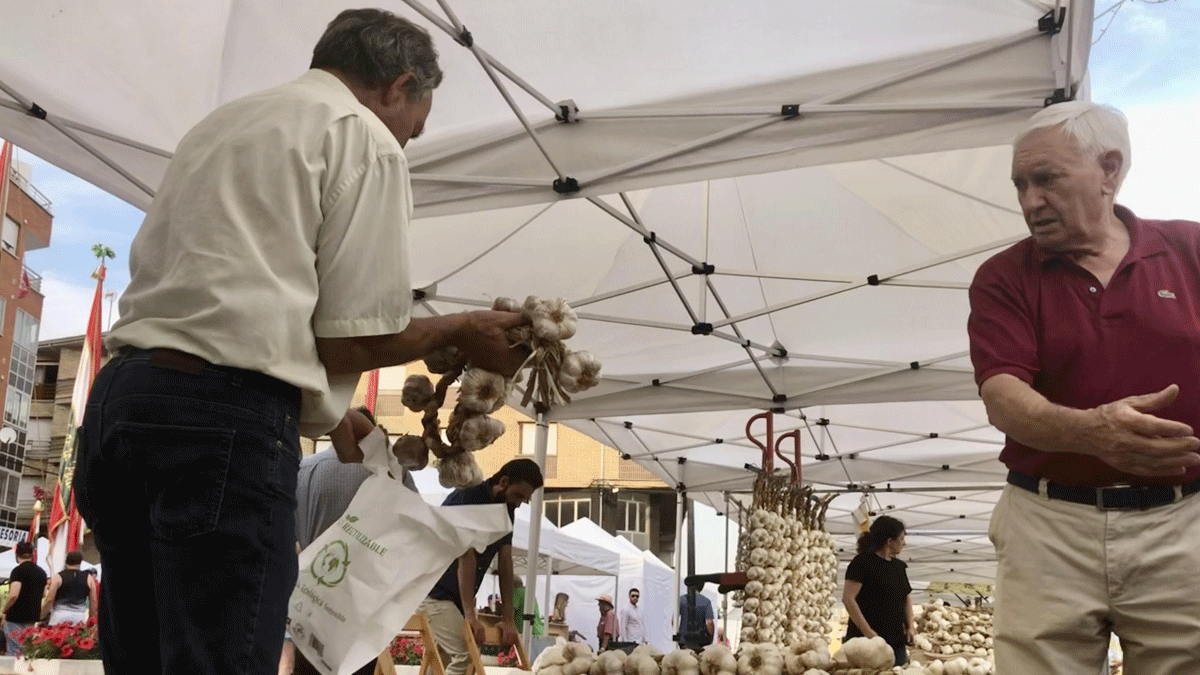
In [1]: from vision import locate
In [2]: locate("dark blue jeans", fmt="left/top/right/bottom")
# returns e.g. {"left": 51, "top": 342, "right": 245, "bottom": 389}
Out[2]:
{"left": 75, "top": 348, "right": 301, "bottom": 675}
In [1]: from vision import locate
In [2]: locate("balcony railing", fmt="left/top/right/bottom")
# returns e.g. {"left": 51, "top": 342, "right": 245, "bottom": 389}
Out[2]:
{"left": 10, "top": 173, "right": 53, "bottom": 215}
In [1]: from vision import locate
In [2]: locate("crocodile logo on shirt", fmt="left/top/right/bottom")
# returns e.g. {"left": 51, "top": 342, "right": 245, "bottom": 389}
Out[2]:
{"left": 1158, "top": 290, "right": 1177, "bottom": 299}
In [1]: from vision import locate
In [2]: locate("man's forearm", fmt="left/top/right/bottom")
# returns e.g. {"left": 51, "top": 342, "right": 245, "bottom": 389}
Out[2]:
{"left": 457, "top": 551, "right": 478, "bottom": 619}
{"left": 317, "top": 315, "right": 468, "bottom": 375}
{"left": 981, "top": 374, "right": 1100, "bottom": 455}
{"left": 498, "top": 567, "right": 515, "bottom": 622}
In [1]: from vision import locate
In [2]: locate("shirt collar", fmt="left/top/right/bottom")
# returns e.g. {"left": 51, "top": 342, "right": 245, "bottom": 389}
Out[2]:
{"left": 1037, "top": 204, "right": 1167, "bottom": 266}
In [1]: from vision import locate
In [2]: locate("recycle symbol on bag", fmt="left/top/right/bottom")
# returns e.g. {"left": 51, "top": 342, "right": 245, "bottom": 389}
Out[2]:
{"left": 311, "top": 539, "right": 352, "bottom": 588}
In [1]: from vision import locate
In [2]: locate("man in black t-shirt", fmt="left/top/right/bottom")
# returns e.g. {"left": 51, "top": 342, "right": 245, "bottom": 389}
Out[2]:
{"left": 3, "top": 542, "right": 47, "bottom": 656}
{"left": 419, "top": 459, "right": 544, "bottom": 675}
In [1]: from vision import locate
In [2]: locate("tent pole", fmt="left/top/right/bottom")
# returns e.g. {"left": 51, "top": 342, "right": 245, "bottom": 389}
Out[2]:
{"left": 544, "top": 555, "right": 554, "bottom": 629}
{"left": 722, "top": 491, "right": 731, "bottom": 645}
{"left": 523, "top": 410, "right": 550, "bottom": 653}
{"left": 672, "top": 489, "right": 684, "bottom": 643}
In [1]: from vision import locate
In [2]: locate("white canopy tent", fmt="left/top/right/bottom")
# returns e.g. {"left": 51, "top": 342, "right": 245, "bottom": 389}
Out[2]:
{"left": 561, "top": 519, "right": 676, "bottom": 653}
{"left": 2, "top": 0, "right": 1094, "bottom": 629}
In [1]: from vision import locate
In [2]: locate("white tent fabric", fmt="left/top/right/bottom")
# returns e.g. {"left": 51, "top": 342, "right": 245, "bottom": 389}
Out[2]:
{"left": 418, "top": 487, "right": 620, "bottom": 577}
{"left": 561, "top": 519, "right": 675, "bottom": 653}
{"left": 2, "top": 0, "right": 1094, "bottom": 590}
{"left": 1, "top": 0, "right": 1088, "bottom": 215}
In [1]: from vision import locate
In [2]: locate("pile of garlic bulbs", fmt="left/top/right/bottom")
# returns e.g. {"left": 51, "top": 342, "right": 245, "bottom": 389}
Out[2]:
{"left": 795, "top": 636, "right": 993, "bottom": 675}
{"left": 396, "top": 296, "right": 601, "bottom": 488}
{"left": 534, "top": 640, "right": 596, "bottom": 675}
{"left": 912, "top": 600, "right": 992, "bottom": 660}
{"left": 737, "top": 474, "right": 838, "bottom": 648}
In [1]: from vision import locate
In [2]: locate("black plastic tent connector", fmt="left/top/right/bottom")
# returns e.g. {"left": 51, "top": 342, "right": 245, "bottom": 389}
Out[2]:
{"left": 817, "top": 418, "right": 830, "bottom": 426}
{"left": 556, "top": 100, "right": 579, "bottom": 123}
{"left": 652, "top": 379, "right": 662, "bottom": 386}
{"left": 621, "top": 453, "right": 632, "bottom": 460}
{"left": 1044, "top": 88, "right": 1073, "bottom": 107}
{"left": 866, "top": 274, "right": 881, "bottom": 286}
{"left": 677, "top": 457, "right": 687, "bottom": 465}
{"left": 910, "top": 361, "right": 921, "bottom": 370}
{"left": 643, "top": 232, "right": 657, "bottom": 244}
{"left": 929, "top": 432, "right": 939, "bottom": 439}
{"left": 816, "top": 454, "right": 830, "bottom": 461}
{"left": 624, "top": 421, "right": 633, "bottom": 429}
{"left": 781, "top": 104, "right": 800, "bottom": 119}
{"left": 1038, "top": 8, "right": 1065, "bottom": 35}
{"left": 941, "top": 464, "right": 950, "bottom": 471}
{"left": 28, "top": 103, "right": 47, "bottom": 120}
{"left": 715, "top": 438, "right": 724, "bottom": 444}
{"left": 772, "top": 394, "right": 786, "bottom": 403}
{"left": 771, "top": 407, "right": 785, "bottom": 414}
{"left": 948, "top": 495, "right": 957, "bottom": 500}
{"left": 692, "top": 262, "right": 715, "bottom": 275}
{"left": 553, "top": 177, "right": 580, "bottom": 194}
{"left": 456, "top": 27, "right": 475, "bottom": 47}
{"left": 412, "top": 288, "right": 427, "bottom": 300}
{"left": 847, "top": 453, "right": 857, "bottom": 460}
{"left": 691, "top": 323, "right": 713, "bottom": 335}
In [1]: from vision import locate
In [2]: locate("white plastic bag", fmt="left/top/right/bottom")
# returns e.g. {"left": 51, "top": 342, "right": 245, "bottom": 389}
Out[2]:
{"left": 289, "top": 428, "right": 509, "bottom": 674}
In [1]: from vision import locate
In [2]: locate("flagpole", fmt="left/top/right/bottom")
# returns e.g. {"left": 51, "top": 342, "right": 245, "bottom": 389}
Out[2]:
{"left": 47, "top": 244, "right": 115, "bottom": 572}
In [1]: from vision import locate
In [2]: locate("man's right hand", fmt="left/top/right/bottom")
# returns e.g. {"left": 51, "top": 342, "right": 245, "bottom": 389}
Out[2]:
{"left": 1087, "top": 385, "right": 1200, "bottom": 476}
{"left": 453, "top": 310, "right": 531, "bottom": 377}
{"left": 466, "top": 614, "right": 487, "bottom": 645}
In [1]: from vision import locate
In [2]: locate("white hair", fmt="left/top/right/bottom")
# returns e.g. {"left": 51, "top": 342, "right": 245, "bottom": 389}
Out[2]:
{"left": 1015, "top": 101, "right": 1131, "bottom": 191}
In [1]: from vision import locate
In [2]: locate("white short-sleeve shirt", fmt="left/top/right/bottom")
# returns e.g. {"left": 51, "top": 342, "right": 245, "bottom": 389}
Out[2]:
{"left": 108, "top": 69, "right": 412, "bottom": 437}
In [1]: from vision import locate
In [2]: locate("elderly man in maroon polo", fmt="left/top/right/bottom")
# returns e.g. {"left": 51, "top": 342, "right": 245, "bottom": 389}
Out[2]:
{"left": 968, "top": 100, "right": 1200, "bottom": 675}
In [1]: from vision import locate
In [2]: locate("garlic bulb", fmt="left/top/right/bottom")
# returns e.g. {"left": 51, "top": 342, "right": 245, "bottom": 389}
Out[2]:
{"left": 402, "top": 374, "right": 435, "bottom": 412}
{"left": 454, "top": 413, "right": 506, "bottom": 452}
{"left": 524, "top": 296, "right": 578, "bottom": 341}
{"left": 437, "top": 452, "right": 484, "bottom": 488}
{"left": 391, "top": 434, "right": 429, "bottom": 471}
{"left": 457, "top": 368, "right": 509, "bottom": 413}
{"left": 559, "top": 349, "right": 602, "bottom": 393}
{"left": 492, "top": 296, "right": 521, "bottom": 312}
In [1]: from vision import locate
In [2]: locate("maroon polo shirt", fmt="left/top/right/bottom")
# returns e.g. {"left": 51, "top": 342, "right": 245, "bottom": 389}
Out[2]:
{"left": 968, "top": 205, "right": 1200, "bottom": 487}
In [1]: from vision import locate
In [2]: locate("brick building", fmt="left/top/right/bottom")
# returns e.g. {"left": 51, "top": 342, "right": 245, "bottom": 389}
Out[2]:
{"left": 0, "top": 152, "right": 52, "bottom": 533}
{"left": 340, "top": 362, "right": 680, "bottom": 562}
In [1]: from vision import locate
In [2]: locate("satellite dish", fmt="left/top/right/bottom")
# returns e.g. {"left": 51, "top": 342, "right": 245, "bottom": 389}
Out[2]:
{"left": 0, "top": 427, "right": 16, "bottom": 444}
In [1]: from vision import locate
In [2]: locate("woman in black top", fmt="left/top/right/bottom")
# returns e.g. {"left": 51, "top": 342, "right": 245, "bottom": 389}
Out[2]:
{"left": 842, "top": 516, "right": 912, "bottom": 667}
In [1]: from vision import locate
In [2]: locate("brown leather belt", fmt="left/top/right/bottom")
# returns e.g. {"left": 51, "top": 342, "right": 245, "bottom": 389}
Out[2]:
{"left": 128, "top": 347, "right": 301, "bottom": 408}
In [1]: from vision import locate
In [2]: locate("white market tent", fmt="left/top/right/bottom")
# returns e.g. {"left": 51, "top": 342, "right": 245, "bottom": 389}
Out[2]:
{"left": 2, "top": 0, "right": 1094, "bottom": 602}
{"left": 561, "top": 519, "right": 676, "bottom": 653}
{"left": 417, "top": 485, "right": 621, "bottom": 578}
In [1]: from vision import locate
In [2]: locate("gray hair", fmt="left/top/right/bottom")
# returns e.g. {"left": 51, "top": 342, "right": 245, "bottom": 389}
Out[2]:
{"left": 311, "top": 9, "right": 443, "bottom": 96}
{"left": 1015, "top": 101, "right": 1131, "bottom": 191}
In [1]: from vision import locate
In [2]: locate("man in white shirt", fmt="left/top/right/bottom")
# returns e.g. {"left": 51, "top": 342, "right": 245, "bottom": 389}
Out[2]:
{"left": 73, "top": 9, "right": 527, "bottom": 675}
{"left": 619, "top": 588, "right": 647, "bottom": 645}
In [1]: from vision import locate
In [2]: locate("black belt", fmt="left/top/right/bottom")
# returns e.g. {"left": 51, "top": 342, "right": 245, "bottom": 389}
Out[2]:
{"left": 123, "top": 347, "right": 301, "bottom": 409}
{"left": 1007, "top": 470, "right": 1200, "bottom": 510}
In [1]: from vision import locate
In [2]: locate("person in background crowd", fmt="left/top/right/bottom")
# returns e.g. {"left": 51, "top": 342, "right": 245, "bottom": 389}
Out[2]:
{"left": 41, "top": 551, "right": 99, "bottom": 625}
{"left": 511, "top": 577, "right": 543, "bottom": 637}
{"left": 618, "top": 588, "right": 646, "bottom": 645}
{"left": 420, "top": 459, "right": 544, "bottom": 675}
{"left": 842, "top": 516, "right": 912, "bottom": 667}
{"left": 2, "top": 542, "right": 46, "bottom": 656}
{"left": 596, "top": 594, "right": 619, "bottom": 651}
{"left": 969, "top": 100, "right": 1200, "bottom": 674}
{"left": 677, "top": 584, "right": 714, "bottom": 649}
{"left": 75, "top": 7, "right": 529, "bottom": 675}
{"left": 551, "top": 592, "right": 570, "bottom": 623}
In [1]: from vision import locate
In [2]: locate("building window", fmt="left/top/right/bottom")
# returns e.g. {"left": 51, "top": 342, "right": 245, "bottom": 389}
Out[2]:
{"left": 0, "top": 310, "right": 38, "bottom": 527}
{"left": 618, "top": 495, "right": 651, "bottom": 550}
{"left": 1, "top": 216, "right": 17, "bottom": 256}
{"left": 519, "top": 422, "right": 558, "bottom": 456}
{"left": 519, "top": 421, "right": 557, "bottom": 479}
{"left": 543, "top": 494, "right": 590, "bottom": 527}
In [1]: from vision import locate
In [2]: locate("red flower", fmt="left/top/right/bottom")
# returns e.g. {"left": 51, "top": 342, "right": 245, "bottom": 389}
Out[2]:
{"left": 86, "top": 616, "right": 98, "bottom": 627}
{"left": 60, "top": 645, "right": 74, "bottom": 658}
{"left": 77, "top": 638, "right": 97, "bottom": 650}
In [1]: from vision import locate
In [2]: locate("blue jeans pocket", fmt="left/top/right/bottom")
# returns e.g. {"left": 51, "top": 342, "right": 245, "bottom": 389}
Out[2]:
{"left": 117, "top": 422, "right": 237, "bottom": 540}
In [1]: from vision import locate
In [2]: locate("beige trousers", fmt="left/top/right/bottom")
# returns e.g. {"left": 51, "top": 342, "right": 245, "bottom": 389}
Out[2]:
{"left": 419, "top": 598, "right": 473, "bottom": 675}
{"left": 990, "top": 484, "right": 1200, "bottom": 675}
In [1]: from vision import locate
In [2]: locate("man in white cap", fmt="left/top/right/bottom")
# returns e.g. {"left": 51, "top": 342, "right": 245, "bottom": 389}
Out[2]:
{"left": 596, "top": 594, "right": 619, "bottom": 651}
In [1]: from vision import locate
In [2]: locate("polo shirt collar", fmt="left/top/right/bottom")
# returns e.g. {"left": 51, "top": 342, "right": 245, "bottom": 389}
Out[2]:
{"left": 299, "top": 68, "right": 363, "bottom": 106}
{"left": 1036, "top": 204, "right": 1167, "bottom": 266}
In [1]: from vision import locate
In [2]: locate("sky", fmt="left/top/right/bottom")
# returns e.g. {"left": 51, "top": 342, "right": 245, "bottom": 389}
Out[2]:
{"left": 10, "top": 0, "right": 1200, "bottom": 577}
